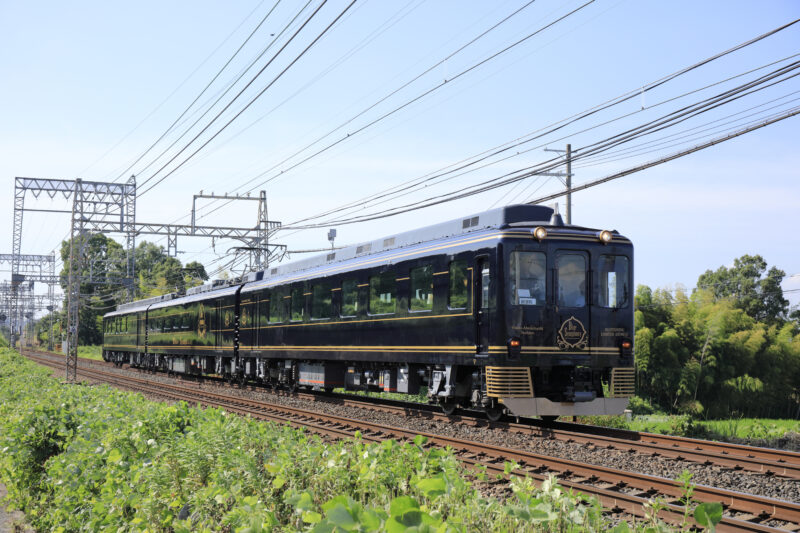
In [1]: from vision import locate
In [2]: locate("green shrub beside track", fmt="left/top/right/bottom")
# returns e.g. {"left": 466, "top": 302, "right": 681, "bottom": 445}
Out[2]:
{"left": 1, "top": 349, "right": 710, "bottom": 532}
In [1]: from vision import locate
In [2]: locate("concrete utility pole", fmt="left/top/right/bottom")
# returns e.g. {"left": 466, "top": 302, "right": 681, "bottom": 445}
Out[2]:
{"left": 543, "top": 144, "right": 574, "bottom": 224}
{"left": 565, "top": 144, "right": 572, "bottom": 225}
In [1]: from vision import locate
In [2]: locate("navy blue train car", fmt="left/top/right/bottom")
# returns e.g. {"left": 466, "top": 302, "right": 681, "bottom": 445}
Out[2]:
{"left": 104, "top": 204, "right": 635, "bottom": 419}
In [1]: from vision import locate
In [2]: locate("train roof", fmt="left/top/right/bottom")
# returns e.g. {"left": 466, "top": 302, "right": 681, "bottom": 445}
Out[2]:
{"left": 106, "top": 204, "right": 631, "bottom": 316}
{"left": 237, "top": 204, "right": 551, "bottom": 291}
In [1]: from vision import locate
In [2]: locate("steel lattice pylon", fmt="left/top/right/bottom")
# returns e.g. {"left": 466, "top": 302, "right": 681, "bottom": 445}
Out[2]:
{"left": 66, "top": 178, "right": 137, "bottom": 381}
{"left": 0, "top": 253, "right": 57, "bottom": 350}
{"left": 11, "top": 176, "right": 282, "bottom": 381}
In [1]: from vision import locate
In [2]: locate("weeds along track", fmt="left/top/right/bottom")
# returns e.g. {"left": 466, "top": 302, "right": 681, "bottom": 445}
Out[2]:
{"left": 28, "top": 349, "right": 800, "bottom": 479}
{"left": 23, "top": 350, "right": 800, "bottom": 532}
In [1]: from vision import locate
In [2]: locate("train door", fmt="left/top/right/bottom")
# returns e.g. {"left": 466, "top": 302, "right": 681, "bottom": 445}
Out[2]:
{"left": 475, "top": 256, "right": 490, "bottom": 353}
{"left": 554, "top": 251, "right": 591, "bottom": 351}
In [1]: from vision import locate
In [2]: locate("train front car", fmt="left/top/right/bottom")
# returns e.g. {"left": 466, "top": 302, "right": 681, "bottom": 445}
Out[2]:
{"left": 492, "top": 210, "right": 635, "bottom": 418}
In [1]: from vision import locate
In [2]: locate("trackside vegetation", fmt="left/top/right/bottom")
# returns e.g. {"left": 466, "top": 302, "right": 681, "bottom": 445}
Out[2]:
{"left": 0, "top": 349, "right": 722, "bottom": 532}
{"left": 634, "top": 255, "right": 800, "bottom": 419}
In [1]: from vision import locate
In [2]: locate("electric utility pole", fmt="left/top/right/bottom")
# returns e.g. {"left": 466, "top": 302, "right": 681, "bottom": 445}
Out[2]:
{"left": 544, "top": 144, "right": 573, "bottom": 224}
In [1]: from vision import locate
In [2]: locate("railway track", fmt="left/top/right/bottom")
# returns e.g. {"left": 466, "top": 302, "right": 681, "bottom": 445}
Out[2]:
{"left": 23, "top": 349, "right": 800, "bottom": 532}
{"left": 32, "top": 349, "right": 800, "bottom": 479}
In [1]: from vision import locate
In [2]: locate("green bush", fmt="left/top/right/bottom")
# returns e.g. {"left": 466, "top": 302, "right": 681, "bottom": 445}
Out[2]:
{"left": 628, "top": 396, "right": 656, "bottom": 415}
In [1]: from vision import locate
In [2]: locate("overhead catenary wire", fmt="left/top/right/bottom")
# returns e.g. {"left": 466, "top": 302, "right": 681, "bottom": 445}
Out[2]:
{"left": 277, "top": 61, "right": 800, "bottom": 229}
{"left": 273, "top": 33, "right": 800, "bottom": 231}
{"left": 137, "top": 0, "right": 359, "bottom": 198}
{"left": 136, "top": 0, "right": 333, "bottom": 194}
{"left": 112, "top": 0, "right": 286, "bottom": 184}
{"left": 187, "top": 0, "right": 595, "bottom": 223}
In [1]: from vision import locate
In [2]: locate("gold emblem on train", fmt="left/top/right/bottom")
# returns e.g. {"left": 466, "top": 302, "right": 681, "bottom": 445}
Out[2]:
{"left": 557, "top": 316, "right": 588, "bottom": 350}
{"left": 197, "top": 304, "right": 207, "bottom": 338}
{"left": 224, "top": 310, "right": 233, "bottom": 328}
{"left": 241, "top": 308, "right": 249, "bottom": 327}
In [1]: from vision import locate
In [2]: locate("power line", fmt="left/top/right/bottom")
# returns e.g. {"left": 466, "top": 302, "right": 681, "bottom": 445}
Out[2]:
{"left": 138, "top": 0, "right": 358, "bottom": 197}
{"left": 527, "top": 106, "right": 800, "bottom": 205}
{"left": 135, "top": 0, "right": 323, "bottom": 192}
{"left": 276, "top": 61, "right": 800, "bottom": 229}
{"left": 189, "top": 0, "right": 594, "bottom": 222}
{"left": 273, "top": 27, "right": 800, "bottom": 231}
{"left": 112, "top": 0, "right": 285, "bottom": 183}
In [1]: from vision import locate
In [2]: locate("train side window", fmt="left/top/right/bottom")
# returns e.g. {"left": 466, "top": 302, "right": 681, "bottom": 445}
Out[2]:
{"left": 341, "top": 279, "right": 358, "bottom": 317}
{"left": 409, "top": 265, "right": 433, "bottom": 312}
{"left": 448, "top": 260, "right": 469, "bottom": 309}
{"left": 509, "top": 252, "right": 546, "bottom": 305}
{"left": 290, "top": 285, "right": 305, "bottom": 321}
{"left": 259, "top": 294, "right": 270, "bottom": 326}
{"left": 557, "top": 254, "right": 586, "bottom": 308}
{"left": 597, "top": 255, "right": 630, "bottom": 308}
{"left": 481, "top": 266, "right": 490, "bottom": 309}
{"left": 369, "top": 272, "right": 396, "bottom": 315}
{"left": 311, "top": 283, "right": 332, "bottom": 319}
{"left": 269, "top": 289, "right": 284, "bottom": 323}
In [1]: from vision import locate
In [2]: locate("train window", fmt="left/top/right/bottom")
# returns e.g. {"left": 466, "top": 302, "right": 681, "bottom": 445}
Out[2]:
{"left": 409, "top": 266, "right": 433, "bottom": 312}
{"left": 290, "top": 286, "right": 305, "bottom": 321}
{"left": 259, "top": 295, "right": 270, "bottom": 326}
{"left": 509, "top": 252, "right": 546, "bottom": 306}
{"left": 311, "top": 283, "right": 332, "bottom": 319}
{"left": 341, "top": 279, "right": 359, "bottom": 317}
{"left": 369, "top": 272, "right": 396, "bottom": 315}
{"left": 448, "top": 260, "right": 469, "bottom": 309}
{"left": 481, "top": 266, "right": 490, "bottom": 309}
{"left": 597, "top": 255, "right": 629, "bottom": 308}
{"left": 557, "top": 254, "right": 586, "bottom": 308}
{"left": 269, "top": 289, "right": 284, "bottom": 323}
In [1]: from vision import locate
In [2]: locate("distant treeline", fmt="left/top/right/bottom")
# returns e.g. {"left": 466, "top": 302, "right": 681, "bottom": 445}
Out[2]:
{"left": 635, "top": 254, "right": 800, "bottom": 419}
{"left": 31, "top": 234, "right": 209, "bottom": 347}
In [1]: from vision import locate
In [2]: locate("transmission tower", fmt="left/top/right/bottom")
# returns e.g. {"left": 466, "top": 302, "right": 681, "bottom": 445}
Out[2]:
{"left": 9, "top": 176, "right": 284, "bottom": 381}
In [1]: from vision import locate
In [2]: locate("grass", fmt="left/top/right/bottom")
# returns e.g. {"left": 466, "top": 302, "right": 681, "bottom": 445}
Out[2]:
{"left": 577, "top": 413, "right": 799, "bottom": 443}
{"left": 77, "top": 344, "right": 103, "bottom": 360}
{"left": 332, "top": 386, "right": 429, "bottom": 404}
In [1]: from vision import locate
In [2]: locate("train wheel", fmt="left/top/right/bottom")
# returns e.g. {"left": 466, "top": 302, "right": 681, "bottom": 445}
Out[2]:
{"left": 440, "top": 401, "right": 457, "bottom": 416}
{"left": 485, "top": 407, "right": 503, "bottom": 422}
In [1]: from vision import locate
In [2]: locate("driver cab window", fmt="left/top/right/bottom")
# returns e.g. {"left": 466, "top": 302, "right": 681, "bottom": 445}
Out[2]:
{"left": 509, "top": 251, "right": 546, "bottom": 305}
{"left": 557, "top": 254, "right": 586, "bottom": 308}
{"left": 598, "top": 255, "right": 629, "bottom": 308}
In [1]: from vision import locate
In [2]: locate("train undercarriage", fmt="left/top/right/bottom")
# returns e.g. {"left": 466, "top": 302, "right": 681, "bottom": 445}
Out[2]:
{"left": 103, "top": 350, "right": 633, "bottom": 420}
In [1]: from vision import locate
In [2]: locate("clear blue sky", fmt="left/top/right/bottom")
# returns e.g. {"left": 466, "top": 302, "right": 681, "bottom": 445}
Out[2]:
{"left": 1, "top": 0, "right": 798, "bottom": 312}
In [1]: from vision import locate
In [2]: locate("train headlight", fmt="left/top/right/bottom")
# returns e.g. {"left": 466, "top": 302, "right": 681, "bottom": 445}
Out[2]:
{"left": 508, "top": 337, "right": 522, "bottom": 357}
{"left": 532, "top": 226, "right": 547, "bottom": 241}
{"left": 598, "top": 230, "right": 613, "bottom": 244}
{"left": 619, "top": 338, "right": 633, "bottom": 355}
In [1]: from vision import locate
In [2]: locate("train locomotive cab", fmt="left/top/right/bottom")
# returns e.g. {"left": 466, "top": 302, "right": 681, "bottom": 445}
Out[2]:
{"left": 482, "top": 211, "right": 635, "bottom": 419}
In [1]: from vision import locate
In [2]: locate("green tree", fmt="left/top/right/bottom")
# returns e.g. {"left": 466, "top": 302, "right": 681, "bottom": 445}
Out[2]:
{"left": 696, "top": 254, "right": 788, "bottom": 325}
{"left": 59, "top": 235, "right": 210, "bottom": 345}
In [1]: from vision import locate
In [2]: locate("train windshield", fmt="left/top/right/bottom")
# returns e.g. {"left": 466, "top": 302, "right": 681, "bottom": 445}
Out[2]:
{"left": 597, "top": 255, "right": 630, "bottom": 308}
{"left": 557, "top": 254, "right": 586, "bottom": 308}
{"left": 508, "top": 251, "right": 546, "bottom": 305}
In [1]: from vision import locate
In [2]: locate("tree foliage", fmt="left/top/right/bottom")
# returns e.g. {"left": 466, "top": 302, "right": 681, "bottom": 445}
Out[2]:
{"left": 51, "top": 234, "right": 209, "bottom": 346}
{"left": 696, "top": 254, "right": 789, "bottom": 325}
{"left": 636, "top": 255, "right": 800, "bottom": 418}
